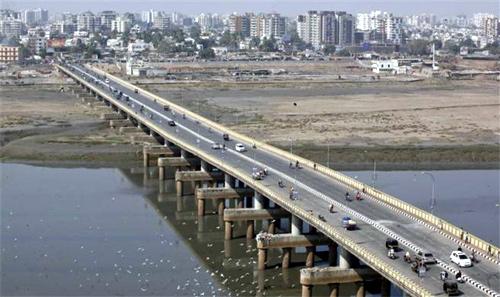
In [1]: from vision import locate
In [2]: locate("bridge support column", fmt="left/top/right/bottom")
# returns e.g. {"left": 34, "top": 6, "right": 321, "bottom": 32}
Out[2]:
{"left": 380, "top": 278, "right": 391, "bottom": 297}
{"left": 217, "top": 199, "right": 225, "bottom": 215}
{"left": 143, "top": 150, "right": 149, "bottom": 167}
{"left": 246, "top": 220, "right": 254, "bottom": 239}
{"left": 356, "top": 282, "right": 365, "bottom": 297}
{"left": 253, "top": 191, "right": 263, "bottom": 209}
{"left": 197, "top": 199, "right": 205, "bottom": 216}
{"left": 159, "top": 166, "right": 165, "bottom": 180}
{"left": 339, "top": 247, "right": 355, "bottom": 269}
{"left": 306, "top": 246, "right": 316, "bottom": 268}
{"left": 301, "top": 285, "right": 312, "bottom": 297}
{"left": 181, "top": 149, "right": 188, "bottom": 159}
{"left": 257, "top": 248, "right": 267, "bottom": 270}
{"left": 176, "top": 180, "right": 183, "bottom": 197}
{"left": 328, "top": 242, "right": 338, "bottom": 266}
{"left": 200, "top": 160, "right": 209, "bottom": 188}
{"left": 291, "top": 215, "right": 303, "bottom": 236}
{"left": 328, "top": 284, "right": 339, "bottom": 297}
{"left": 282, "top": 247, "right": 292, "bottom": 269}
{"left": 224, "top": 221, "right": 233, "bottom": 240}
{"left": 268, "top": 219, "right": 276, "bottom": 234}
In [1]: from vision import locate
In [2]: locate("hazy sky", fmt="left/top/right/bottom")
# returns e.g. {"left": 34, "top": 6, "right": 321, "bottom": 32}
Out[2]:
{"left": 2, "top": 0, "right": 499, "bottom": 17}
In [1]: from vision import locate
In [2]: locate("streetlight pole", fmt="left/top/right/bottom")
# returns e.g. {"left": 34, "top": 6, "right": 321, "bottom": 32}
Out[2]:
{"left": 327, "top": 142, "right": 330, "bottom": 168}
{"left": 372, "top": 160, "right": 377, "bottom": 187}
{"left": 421, "top": 171, "right": 436, "bottom": 213}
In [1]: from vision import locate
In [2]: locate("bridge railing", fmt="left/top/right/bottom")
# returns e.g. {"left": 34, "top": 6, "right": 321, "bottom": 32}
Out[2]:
{"left": 87, "top": 64, "right": 499, "bottom": 260}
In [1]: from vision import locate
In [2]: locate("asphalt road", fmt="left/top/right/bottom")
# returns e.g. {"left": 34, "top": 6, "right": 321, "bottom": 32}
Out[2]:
{"left": 65, "top": 63, "right": 499, "bottom": 296}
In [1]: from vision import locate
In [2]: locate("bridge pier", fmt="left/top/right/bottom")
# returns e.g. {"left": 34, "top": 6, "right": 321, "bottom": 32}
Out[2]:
{"left": 338, "top": 247, "right": 356, "bottom": 269}
{"left": 291, "top": 215, "right": 303, "bottom": 235}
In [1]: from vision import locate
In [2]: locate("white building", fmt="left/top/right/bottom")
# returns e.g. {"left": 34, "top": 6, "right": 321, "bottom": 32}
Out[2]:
{"left": 298, "top": 10, "right": 355, "bottom": 49}
{"left": 99, "top": 11, "right": 117, "bottom": 30}
{"left": 473, "top": 13, "right": 495, "bottom": 28}
{"left": 372, "top": 59, "right": 399, "bottom": 74}
{"left": 152, "top": 13, "right": 171, "bottom": 31}
{"left": 128, "top": 40, "right": 151, "bottom": 54}
{"left": 77, "top": 12, "right": 99, "bottom": 33}
{"left": 385, "top": 15, "right": 403, "bottom": 45}
{"left": 0, "top": 19, "right": 23, "bottom": 37}
{"left": 111, "top": 16, "right": 130, "bottom": 33}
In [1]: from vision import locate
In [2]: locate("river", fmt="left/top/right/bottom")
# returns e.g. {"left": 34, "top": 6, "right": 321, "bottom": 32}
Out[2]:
{"left": 1, "top": 163, "right": 498, "bottom": 296}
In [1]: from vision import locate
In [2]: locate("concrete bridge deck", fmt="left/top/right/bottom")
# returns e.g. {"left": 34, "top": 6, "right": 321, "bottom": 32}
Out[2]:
{"left": 58, "top": 62, "right": 500, "bottom": 297}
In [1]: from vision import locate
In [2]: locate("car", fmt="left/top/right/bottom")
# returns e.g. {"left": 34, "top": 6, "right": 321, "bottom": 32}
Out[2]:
{"left": 163, "top": 105, "right": 170, "bottom": 111}
{"left": 105, "top": 79, "right": 110, "bottom": 83}
{"left": 385, "top": 238, "right": 399, "bottom": 250}
{"left": 416, "top": 251, "right": 437, "bottom": 264}
{"left": 168, "top": 120, "right": 176, "bottom": 127}
{"left": 342, "top": 216, "right": 357, "bottom": 230}
{"left": 443, "top": 280, "right": 460, "bottom": 296}
{"left": 450, "top": 251, "right": 472, "bottom": 267}
{"left": 223, "top": 133, "right": 230, "bottom": 141}
{"left": 235, "top": 143, "right": 246, "bottom": 152}
{"left": 134, "top": 88, "right": 139, "bottom": 94}
{"left": 211, "top": 143, "right": 223, "bottom": 150}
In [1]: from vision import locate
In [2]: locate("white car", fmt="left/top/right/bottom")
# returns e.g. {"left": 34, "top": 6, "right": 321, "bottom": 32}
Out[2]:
{"left": 235, "top": 143, "right": 246, "bottom": 152}
{"left": 450, "top": 251, "right": 472, "bottom": 267}
{"left": 105, "top": 79, "right": 110, "bottom": 83}
{"left": 211, "top": 143, "right": 223, "bottom": 150}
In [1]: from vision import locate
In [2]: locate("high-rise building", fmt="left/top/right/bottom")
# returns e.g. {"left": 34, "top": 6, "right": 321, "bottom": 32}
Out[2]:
{"left": 100, "top": 11, "right": 118, "bottom": 31}
{"left": 0, "top": 19, "right": 23, "bottom": 37}
{"left": 473, "top": 13, "right": 495, "bottom": 28}
{"left": 229, "top": 14, "right": 251, "bottom": 37}
{"left": 298, "top": 10, "right": 355, "bottom": 49}
{"left": 22, "top": 8, "right": 48, "bottom": 26}
{"left": 483, "top": 16, "right": 499, "bottom": 42}
{"left": 141, "top": 10, "right": 159, "bottom": 24}
{"left": 111, "top": 16, "right": 130, "bottom": 33}
{"left": 250, "top": 13, "right": 286, "bottom": 38}
{"left": 152, "top": 13, "right": 171, "bottom": 31}
{"left": 77, "top": 11, "right": 99, "bottom": 32}
{"left": 385, "top": 15, "right": 403, "bottom": 45}
{"left": 337, "top": 12, "right": 355, "bottom": 46}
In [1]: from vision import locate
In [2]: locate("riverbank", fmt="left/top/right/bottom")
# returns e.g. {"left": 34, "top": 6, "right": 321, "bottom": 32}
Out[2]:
{"left": 1, "top": 75, "right": 498, "bottom": 170}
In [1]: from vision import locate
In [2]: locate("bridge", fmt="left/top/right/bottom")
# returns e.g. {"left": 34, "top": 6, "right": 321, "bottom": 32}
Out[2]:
{"left": 56, "top": 62, "right": 499, "bottom": 297}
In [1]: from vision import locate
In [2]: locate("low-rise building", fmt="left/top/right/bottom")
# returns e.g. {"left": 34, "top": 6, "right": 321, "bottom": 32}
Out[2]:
{"left": 0, "top": 44, "right": 20, "bottom": 62}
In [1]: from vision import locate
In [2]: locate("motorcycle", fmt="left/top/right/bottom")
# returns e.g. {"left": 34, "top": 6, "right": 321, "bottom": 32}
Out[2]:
{"left": 278, "top": 180, "right": 284, "bottom": 188}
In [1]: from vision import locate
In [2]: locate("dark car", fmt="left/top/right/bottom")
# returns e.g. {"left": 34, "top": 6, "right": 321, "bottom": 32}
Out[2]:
{"left": 223, "top": 133, "right": 230, "bottom": 141}
{"left": 443, "top": 280, "right": 459, "bottom": 296}
{"left": 134, "top": 88, "right": 139, "bottom": 94}
{"left": 168, "top": 120, "right": 176, "bottom": 127}
{"left": 385, "top": 238, "right": 399, "bottom": 250}
{"left": 163, "top": 105, "right": 170, "bottom": 111}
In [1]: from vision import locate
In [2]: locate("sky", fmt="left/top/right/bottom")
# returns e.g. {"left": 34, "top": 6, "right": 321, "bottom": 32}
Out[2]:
{"left": 2, "top": 0, "right": 499, "bottom": 17}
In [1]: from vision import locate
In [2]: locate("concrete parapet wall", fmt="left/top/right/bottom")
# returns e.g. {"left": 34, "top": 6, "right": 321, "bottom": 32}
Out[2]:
{"left": 224, "top": 208, "right": 289, "bottom": 221}
{"left": 109, "top": 119, "right": 132, "bottom": 128}
{"left": 175, "top": 170, "right": 224, "bottom": 182}
{"left": 197, "top": 187, "right": 254, "bottom": 200}
{"left": 256, "top": 233, "right": 331, "bottom": 249}
{"left": 300, "top": 267, "right": 380, "bottom": 285}
{"left": 100, "top": 113, "right": 124, "bottom": 120}
{"left": 158, "top": 157, "right": 191, "bottom": 167}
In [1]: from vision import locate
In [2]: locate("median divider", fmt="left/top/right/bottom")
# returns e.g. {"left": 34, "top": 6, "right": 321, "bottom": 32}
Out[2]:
{"left": 87, "top": 64, "right": 499, "bottom": 261}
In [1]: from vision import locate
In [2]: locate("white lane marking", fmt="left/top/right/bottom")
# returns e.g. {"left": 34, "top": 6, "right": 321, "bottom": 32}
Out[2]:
{"left": 71, "top": 66, "right": 498, "bottom": 296}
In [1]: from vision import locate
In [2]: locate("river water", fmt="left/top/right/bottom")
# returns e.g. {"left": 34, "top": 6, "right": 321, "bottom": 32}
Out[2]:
{"left": 1, "top": 163, "right": 498, "bottom": 296}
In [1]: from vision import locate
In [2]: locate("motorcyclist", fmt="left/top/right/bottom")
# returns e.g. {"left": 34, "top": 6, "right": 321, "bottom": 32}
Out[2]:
{"left": 388, "top": 248, "right": 395, "bottom": 259}
{"left": 345, "top": 192, "right": 351, "bottom": 201}
{"left": 471, "top": 249, "right": 476, "bottom": 263}
{"left": 356, "top": 191, "right": 362, "bottom": 200}
{"left": 329, "top": 203, "right": 334, "bottom": 213}
{"left": 440, "top": 270, "right": 448, "bottom": 281}
{"left": 278, "top": 179, "right": 283, "bottom": 187}
{"left": 295, "top": 160, "right": 300, "bottom": 168}
{"left": 404, "top": 251, "right": 411, "bottom": 262}
{"left": 455, "top": 270, "right": 463, "bottom": 282}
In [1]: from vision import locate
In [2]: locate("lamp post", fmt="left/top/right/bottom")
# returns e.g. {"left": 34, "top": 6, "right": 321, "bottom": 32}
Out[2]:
{"left": 421, "top": 171, "right": 436, "bottom": 213}
{"left": 327, "top": 142, "right": 330, "bottom": 168}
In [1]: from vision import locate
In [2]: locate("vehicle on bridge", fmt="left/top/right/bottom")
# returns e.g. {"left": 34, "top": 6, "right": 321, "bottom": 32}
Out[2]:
{"left": 443, "top": 280, "right": 460, "bottom": 296}
{"left": 168, "top": 120, "right": 176, "bottom": 127}
{"left": 163, "top": 105, "right": 170, "bottom": 112}
{"left": 211, "top": 143, "right": 223, "bottom": 150}
{"left": 342, "top": 216, "right": 357, "bottom": 230}
{"left": 134, "top": 88, "right": 139, "bottom": 94}
{"left": 416, "top": 250, "right": 437, "bottom": 264}
{"left": 235, "top": 143, "right": 246, "bottom": 152}
{"left": 385, "top": 238, "right": 399, "bottom": 250}
{"left": 223, "top": 133, "right": 230, "bottom": 141}
{"left": 450, "top": 251, "right": 472, "bottom": 267}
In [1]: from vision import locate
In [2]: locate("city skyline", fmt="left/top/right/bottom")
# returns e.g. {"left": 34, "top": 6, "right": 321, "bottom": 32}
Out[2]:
{"left": 2, "top": 0, "right": 499, "bottom": 17}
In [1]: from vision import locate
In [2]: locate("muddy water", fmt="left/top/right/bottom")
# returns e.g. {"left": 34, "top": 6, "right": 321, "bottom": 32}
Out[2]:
{"left": 1, "top": 163, "right": 498, "bottom": 296}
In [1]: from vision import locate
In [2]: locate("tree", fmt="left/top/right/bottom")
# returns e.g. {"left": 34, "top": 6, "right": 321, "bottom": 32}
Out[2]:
{"left": 459, "top": 38, "right": 476, "bottom": 48}
{"left": 199, "top": 48, "right": 215, "bottom": 59}
{"left": 170, "top": 27, "right": 185, "bottom": 43}
{"left": 432, "top": 39, "right": 443, "bottom": 50}
{"left": 483, "top": 42, "right": 500, "bottom": 55}
{"left": 444, "top": 40, "right": 460, "bottom": 54}
{"left": 157, "top": 40, "right": 175, "bottom": 53}
{"left": 407, "top": 39, "right": 430, "bottom": 56}
{"left": 336, "top": 49, "right": 351, "bottom": 56}
{"left": 190, "top": 25, "right": 201, "bottom": 41}
{"left": 259, "top": 36, "right": 277, "bottom": 52}
{"left": 249, "top": 37, "right": 260, "bottom": 49}
{"left": 323, "top": 44, "right": 336, "bottom": 55}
